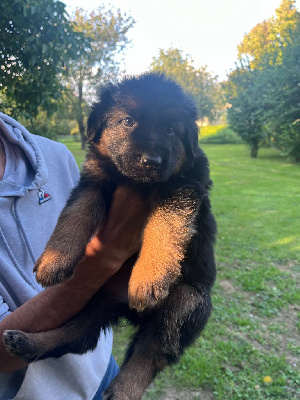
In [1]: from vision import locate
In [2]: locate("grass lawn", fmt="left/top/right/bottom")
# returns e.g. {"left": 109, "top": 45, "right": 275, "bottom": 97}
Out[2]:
{"left": 61, "top": 140, "right": 300, "bottom": 400}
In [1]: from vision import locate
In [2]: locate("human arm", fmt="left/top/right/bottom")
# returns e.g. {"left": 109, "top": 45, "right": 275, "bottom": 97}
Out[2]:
{"left": 0, "top": 186, "right": 148, "bottom": 373}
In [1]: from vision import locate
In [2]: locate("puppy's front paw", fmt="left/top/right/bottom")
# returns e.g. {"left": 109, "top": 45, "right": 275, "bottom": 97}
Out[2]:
{"left": 128, "top": 276, "right": 169, "bottom": 312}
{"left": 3, "top": 330, "right": 39, "bottom": 363}
{"left": 34, "top": 250, "right": 75, "bottom": 287}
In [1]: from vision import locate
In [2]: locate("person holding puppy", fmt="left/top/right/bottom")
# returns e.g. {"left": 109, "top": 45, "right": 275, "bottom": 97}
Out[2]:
{"left": 0, "top": 112, "right": 148, "bottom": 400}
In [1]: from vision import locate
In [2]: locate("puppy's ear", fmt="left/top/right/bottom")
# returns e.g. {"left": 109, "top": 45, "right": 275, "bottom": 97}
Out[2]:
{"left": 86, "top": 102, "right": 105, "bottom": 143}
{"left": 183, "top": 97, "right": 200, "bottom": 161}
{"left": 184, "top": 122, "right": 199, "bottom": 161}
{"left": 87, "top": 84, "right": 114, "bottom": 143}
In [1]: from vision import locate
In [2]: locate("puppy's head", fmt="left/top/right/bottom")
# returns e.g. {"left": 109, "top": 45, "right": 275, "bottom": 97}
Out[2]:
{"left": 88, "top": 73, "right": 199, "bottom": 183}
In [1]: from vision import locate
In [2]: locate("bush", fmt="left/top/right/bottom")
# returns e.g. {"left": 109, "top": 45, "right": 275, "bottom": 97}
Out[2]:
{"left": 199, "top": 125, "right": 244, "bottom": 144}
{"left": 18, "top": 109, "right": 77, "bottom": 141}
{"left": 270, "top": 121, "right": 300, "bottom": 162}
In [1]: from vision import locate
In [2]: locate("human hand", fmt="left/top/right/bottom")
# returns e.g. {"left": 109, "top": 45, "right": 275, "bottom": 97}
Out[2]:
{"left": 77, "top": 185, "right": 149, "bottom": 280}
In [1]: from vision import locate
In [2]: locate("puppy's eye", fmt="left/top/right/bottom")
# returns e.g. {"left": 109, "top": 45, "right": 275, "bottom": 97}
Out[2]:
{"left": 122, "top": 117, "right": 136, "bottom": 127}
{"left": 165, "top": 125, "right": 176, "bottom": 136}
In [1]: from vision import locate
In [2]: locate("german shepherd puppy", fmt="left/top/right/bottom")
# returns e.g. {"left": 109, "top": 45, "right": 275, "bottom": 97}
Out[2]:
{"left": 4, "top": 73, "right": 217, "bottom": 400}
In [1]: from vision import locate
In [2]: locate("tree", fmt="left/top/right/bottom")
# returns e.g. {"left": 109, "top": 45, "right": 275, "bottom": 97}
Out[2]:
{"left": 65, "top": 7, "right": 135, "bottom": 148}
{"left": 227, "top": 0, "right": 300, "bottom": 160}
{"left": 150, "top": 48, "right": 221, "bottom": 122}
{"left": 238, "top": 0, "right": 300, "bottom": 67}
{"left": 262, "top": 25, "right": 300, "bottom": 161}
{"left": 224, "top": 65, "right": 268, "bottom": 158}
{"left": 0, "top": 0, "right": 84, "bottom": 118}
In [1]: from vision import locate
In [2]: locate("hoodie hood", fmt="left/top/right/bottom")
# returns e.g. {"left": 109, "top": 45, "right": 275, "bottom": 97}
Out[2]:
{"left": 0, "top": 111, "right": 80, "bottom": 312}
{"left": 0, "top": 112, "right": 48, "bottom": 197}
{"left": 0, "top": 114, "right": 114, "bottom": 400}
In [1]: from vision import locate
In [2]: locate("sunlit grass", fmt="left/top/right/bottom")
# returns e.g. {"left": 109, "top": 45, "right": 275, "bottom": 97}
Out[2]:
{"left": 199, "top": 125, "right": 225, "bottom": 137}
{"left": 205, "top": 144, "right": 300, "bottom": 262}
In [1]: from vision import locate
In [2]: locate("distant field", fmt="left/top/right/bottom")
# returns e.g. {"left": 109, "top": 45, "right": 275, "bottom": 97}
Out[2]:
{"left": 61, "top": 141, "right": 86, "bottom": 167}
{"left": 61, "top": 140, "right": 300, "bottom": 400}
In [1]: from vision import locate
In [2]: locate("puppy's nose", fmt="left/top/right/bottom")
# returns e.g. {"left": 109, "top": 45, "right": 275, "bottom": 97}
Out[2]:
{"left": 140, "top": 154, "right": 162, "bottom": 166}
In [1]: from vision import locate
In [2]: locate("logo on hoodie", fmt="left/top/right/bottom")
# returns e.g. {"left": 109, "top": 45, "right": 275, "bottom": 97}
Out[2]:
{"left": 37, "top": 188, "right": 52, "bottom": 205}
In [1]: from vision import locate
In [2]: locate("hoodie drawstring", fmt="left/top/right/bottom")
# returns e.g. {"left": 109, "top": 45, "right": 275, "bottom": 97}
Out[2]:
{"left": 0, "top": 198, "right": 37, "bottom": 288}
{"left": 13, "top": 197, "right": 37, "bottom": 266}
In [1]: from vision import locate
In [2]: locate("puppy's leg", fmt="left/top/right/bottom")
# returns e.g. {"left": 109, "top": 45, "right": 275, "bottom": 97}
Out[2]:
{"left": 34, "top": 182, "right": 111, "bottom": 286}
{"left": 3, "top": 288, "right": 124, "bottom": 363}
{"left": 104, "top": 283, "right": 212, "bottom": 400}
{"left": 129, "top": 188, "right": 199, "bottom": 311}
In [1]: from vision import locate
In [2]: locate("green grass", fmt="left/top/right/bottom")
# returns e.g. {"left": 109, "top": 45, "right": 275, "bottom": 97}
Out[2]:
{"left": 61, "top": 140, "right": 300, "bottom": 400}
{"left": 62, "top": 141, "right": 86, "bottom": 167}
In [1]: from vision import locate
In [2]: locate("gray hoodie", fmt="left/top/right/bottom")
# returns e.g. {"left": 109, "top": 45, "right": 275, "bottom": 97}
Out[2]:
{"left": 0, "top": 113, "right": 112, "bottom": 400}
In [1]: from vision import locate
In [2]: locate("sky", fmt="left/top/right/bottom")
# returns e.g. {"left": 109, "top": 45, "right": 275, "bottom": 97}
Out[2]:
{"left": 63, "top": 0, "right": 300, "bottom": 81}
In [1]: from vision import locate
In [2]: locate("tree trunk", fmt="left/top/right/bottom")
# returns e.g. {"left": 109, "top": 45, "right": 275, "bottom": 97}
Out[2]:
{"left": 77, "top": 78, "right": 86, "bottom": 150}
{"left": 250, "top": 144, "right": 258, "bottom": 158}
{"left": 78, "top": 118, "right": 86, "bottom": 150}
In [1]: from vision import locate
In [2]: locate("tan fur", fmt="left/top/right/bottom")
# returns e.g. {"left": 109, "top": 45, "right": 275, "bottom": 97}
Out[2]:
{"left": 34, "top": 248, "right": 65, "bottom": 283}
{"left": 83, "top": 158, "right": 109, "bottom": 180}
{"left": 33, "top": 186, "right": 105, "bottom": 286}
{"left": 128, "top": 202, "right": 197, "bottom": 311}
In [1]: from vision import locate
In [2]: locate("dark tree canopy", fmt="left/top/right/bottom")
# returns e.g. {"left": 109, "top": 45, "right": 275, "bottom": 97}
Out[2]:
{"left": 0, "top": 0, "right": 84, "bottom": 117}
{"left": 224, "top": 65, "right": 268, "bottom": 158}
